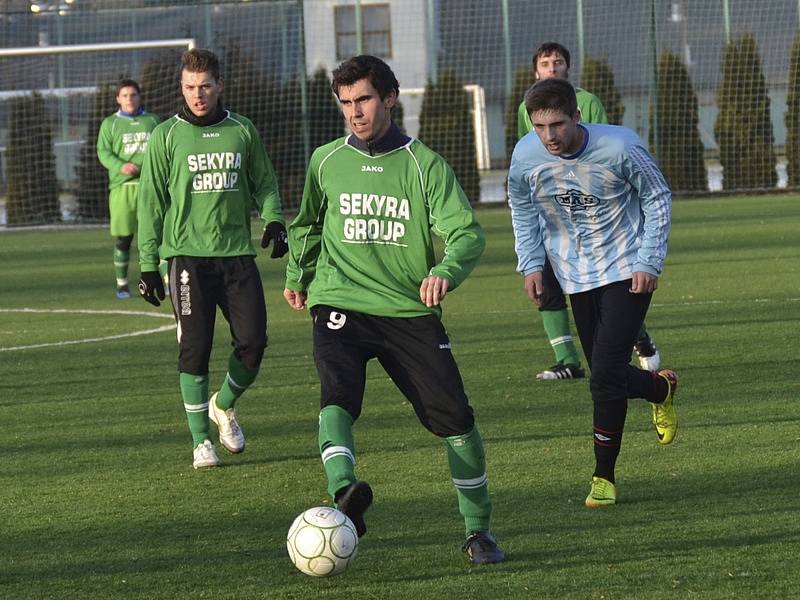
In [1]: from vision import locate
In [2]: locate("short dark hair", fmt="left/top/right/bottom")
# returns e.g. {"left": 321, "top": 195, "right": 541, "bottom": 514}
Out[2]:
{"left": 524, "top": 78, "right": 578, "bottom": 118}
{"left": 116, "top": 79, "right": 140, "bottom": 96}
{"left": 533, "top": 42, "right": 571, "bottom": 69}
{"left": 331, "top": 55, "right": 399, "bottom": 100}
{"left": 181, "top": 48, "right": 221, "bottom": 81}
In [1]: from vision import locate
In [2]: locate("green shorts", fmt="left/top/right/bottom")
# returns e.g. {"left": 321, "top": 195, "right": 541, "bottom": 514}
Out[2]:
{"left": 109, "top": 183, "right": 138, "bottom": 237}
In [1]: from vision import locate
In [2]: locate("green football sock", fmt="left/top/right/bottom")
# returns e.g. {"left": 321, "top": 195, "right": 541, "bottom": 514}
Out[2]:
{"left": 319, "top": 405, "right": 356, "bottom": 500}
{"left": 541, "top": 308, "right": 581, "bottom": 366}
{"left": 179, "top": 372, "right": 210, "bottom": 447}
{"left": 113, "top": 246, "right": 129, "bottom": 286}
{"left": 215, "top": 352, "right": 259, "bottom": 411}
{"left": 446, "top": 427, "right": 492, "bottom": 535}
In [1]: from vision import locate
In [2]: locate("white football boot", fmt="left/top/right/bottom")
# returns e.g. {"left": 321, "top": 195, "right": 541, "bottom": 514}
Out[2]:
{"left": 208, "top": 392, "right": 246, "bottom": 453}
{"left": 193, "top": 439, "right": 221, "bottom": 469}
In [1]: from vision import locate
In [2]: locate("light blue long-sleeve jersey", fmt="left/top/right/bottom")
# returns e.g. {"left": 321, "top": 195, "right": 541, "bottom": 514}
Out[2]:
{"left": 507, "top": 123, "right": 672, "bottom": 294}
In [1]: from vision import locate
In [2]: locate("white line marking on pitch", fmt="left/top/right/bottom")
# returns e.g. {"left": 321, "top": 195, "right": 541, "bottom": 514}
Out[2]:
{"left": 0, "top": 308, "right": 175, "bottom": 352}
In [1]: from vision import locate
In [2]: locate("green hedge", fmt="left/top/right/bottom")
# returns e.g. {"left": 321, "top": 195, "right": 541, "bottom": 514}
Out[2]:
{"left": 6, "top": 94, "right": 60, "bottom": 225}
{"left": 714, "top": 33, "right": 776, "bottom": 190}
{"left": 418, "top": 69, "right": 480, "bottom": 203}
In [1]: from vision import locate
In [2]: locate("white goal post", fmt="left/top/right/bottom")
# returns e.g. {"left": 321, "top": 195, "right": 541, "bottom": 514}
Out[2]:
{"left": 0, "top": 38, "right": 197, "bottom": 226}
{"left": 403, "top": 84, "right": 491, "bottom": 171}
{"left": 0, "top": 39, "right": 197, "bottom": 58}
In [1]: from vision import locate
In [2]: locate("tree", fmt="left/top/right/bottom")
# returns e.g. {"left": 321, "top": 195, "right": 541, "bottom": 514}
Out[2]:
{"left": 140, "top": 50, "right": 181, "bottom": 120}
{"left": 418, "top": 69, "right": 480, "bottom": 203}
{"left": 581, "top": 56, "right": 624, "bottom": 124}
{"left": 392, "top": 99, "right": 406, "bottom": 135}
{"left": 75, "top": 83, "right": 116, "bottom": 221}
{"left": 5, "top": 94, "right": 59, "bottom": 225}
{"left": 306, "top": 66, "right": 343, "bottom": 153}
{"left": 650, "top": 51, "right": 706, "bottom": 192}
{"left": 786, "top": 32, "right": 800, "bottom": 188}
{"left": 714, "top": 33, "right": 776, "bottom": 190}
{"left": 505, "top": 64, "right": 534, "bottom": 165}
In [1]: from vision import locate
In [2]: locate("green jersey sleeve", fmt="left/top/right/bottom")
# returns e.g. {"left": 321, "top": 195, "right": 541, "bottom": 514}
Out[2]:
{"left": 97, "top": 116, "right": 127, "bottom": 176}
{"left": 137, "top": 121, "right": 172, "bottom": 272}
{"left": 243, "top": 119, "right": 284, "bottom": 225}
{"left": 423, "top": 151, "right": 486, "bottom": 290}
{"left": 285, "top": 147, "right": 328, "bottom": 292}
{"left": 517, "top": 100, "right": 533, "bottom": 139}
{"left": 576, "top": 88, "right": 609, "bottom": 124}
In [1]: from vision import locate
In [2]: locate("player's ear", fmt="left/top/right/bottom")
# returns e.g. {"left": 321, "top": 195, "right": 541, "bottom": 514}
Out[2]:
{"left": 217, "top": 77, "right": 224, "bottom": 94}
{"left": 383, "top": 89, "right": 397, "bottom": 110}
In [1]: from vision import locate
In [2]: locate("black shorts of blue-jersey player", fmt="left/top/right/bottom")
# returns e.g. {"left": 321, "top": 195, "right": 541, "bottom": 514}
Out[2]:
{"left": 569, "top": 280, "right": 670, "bottom": 483}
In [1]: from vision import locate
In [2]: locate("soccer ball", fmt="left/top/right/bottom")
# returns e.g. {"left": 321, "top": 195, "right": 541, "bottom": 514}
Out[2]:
{"left": 287, "top": 506, "right": 359, "bottom": 577}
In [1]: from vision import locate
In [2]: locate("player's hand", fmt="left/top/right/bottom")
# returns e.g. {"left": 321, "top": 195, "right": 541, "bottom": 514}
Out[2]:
{"left": 630, "top": 272, "right": 658, "bottom": 294}
{"left": 121, "top": 163, "right": 139, "bottom": 176}
{"left": 419, "top": 275, "right": 450, "bottom": 307}
{"left": 261, "top": 222, "right": 289, "bottom": 258}
{"left": 283, "top": 288, "right": 307, "bottom": 310}
{"left": 524, "top": 272, "right": 544, "bottom": 306}
{"left": 138, "top": 271, "right": 166, "bottom": 307}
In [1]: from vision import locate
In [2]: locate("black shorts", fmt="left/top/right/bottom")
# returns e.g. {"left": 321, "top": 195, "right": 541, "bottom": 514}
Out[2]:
{"left": 311, "top": 304, "right": 475, "bottom": 438}
{"left": 169, "top": 255, "right": 267, "bottom": 374}
{"left": 538, "top": 259, "right": 568, "bottom": 312}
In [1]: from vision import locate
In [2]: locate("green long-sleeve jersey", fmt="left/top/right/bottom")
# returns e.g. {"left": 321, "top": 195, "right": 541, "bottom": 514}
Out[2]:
{"left": 137, "top": 111, "right": 284, "bottom": 272}
{"left": 517, "top": 87, "right": 608, "bottom": 139}
{"left": 285, "top": 134, "right": 485, "bottom": 318}
{"left": 97, "top": 110, "right": 160, "bottom": 190}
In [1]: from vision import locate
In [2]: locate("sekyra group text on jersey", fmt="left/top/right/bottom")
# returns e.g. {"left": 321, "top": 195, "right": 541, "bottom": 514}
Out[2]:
{"left": 188, "top": 152, "right": 242, "bottom": 193}
{"left": 339, "top": 191, "right": 410, "bottom": 245}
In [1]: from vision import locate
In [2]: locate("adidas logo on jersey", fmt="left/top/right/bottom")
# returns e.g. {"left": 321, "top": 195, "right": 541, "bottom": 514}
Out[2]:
{"left": 361, "top": 165, "right": 383, "bottom": 173}
{"left": 566, "top": 170, "right": 577, "bottom": 179}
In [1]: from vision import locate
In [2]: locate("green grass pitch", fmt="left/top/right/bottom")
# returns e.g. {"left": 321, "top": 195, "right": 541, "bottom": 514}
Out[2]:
{"left": 1, "top": 195, "right": 798, "bottom": 599}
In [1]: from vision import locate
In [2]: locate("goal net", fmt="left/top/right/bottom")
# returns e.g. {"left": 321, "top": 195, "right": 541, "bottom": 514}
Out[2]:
{"left": 0, "top": 0, "right": 796, "bottom": 226}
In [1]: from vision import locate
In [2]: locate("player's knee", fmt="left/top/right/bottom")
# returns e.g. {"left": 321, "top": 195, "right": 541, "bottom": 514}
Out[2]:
{"left": 537, "top": 288, "right": 567, "bottom": 311}
{"left": 236, "top": 332, "right": 267, "bottom": 370}
{"left": 115, "top": 235, "right": 133, "bottom": 252}
{"left": 424, "top": 408, "right": 475, "bottom": 438}
{"left": 589, "top": 365, "right": 625, "bottom": 400}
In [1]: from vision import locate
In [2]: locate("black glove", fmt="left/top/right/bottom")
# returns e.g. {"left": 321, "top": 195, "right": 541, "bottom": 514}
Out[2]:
{"left": 261, "top": 221, "right": 289, "bottom": 258}
{"left": 138, "top": 271, "right": 165, "bottom": 307}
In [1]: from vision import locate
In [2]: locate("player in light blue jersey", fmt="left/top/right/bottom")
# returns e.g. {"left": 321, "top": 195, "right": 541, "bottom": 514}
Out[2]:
{"left": 515, "top": 42, "right": 660, "bottom": 381}
{"left": 508, "top": 78, "right": 680, "bottom": 508}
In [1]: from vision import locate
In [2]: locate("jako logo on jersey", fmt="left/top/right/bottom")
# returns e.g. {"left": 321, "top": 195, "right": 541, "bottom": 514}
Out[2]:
{"left": 361, "top": 165, "right": 383, "bottom": 172}
{"left": 179, "top": 269, "right": 191, "bottom": 316}
{"left": 555, "top": 188, "right": 599, "bottom": 210}
{"left": 202, "top": 132, "right": 220, "bottom": 138}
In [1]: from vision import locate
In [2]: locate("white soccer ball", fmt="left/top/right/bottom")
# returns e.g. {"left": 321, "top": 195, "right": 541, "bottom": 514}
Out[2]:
{"left": 287, "top": 506, "right": 359, "bottom": 577}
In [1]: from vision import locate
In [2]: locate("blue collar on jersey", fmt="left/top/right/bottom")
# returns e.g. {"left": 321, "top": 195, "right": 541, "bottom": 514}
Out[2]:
{"left": 117, "top": 107, "right": 145, "bottom": 118}
{"left": 347, "top": 121, "right": 410, "bottom": 155}
{"left": 561, "top": 124, "right": 590, "bottom": 160}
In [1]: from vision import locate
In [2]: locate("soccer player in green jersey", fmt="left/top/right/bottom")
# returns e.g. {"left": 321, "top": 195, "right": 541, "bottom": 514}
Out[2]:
{"left": 284, "top": 55, "right": 504, "bottom": 564}
{"left": 97, "top": 79, "right": 161, "bottom": 299}
{"left": 137, "top": 49, "right": 288, "bottom": 469}
{"left": 516, "top": 42, "right": 660, "bottom": 380}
